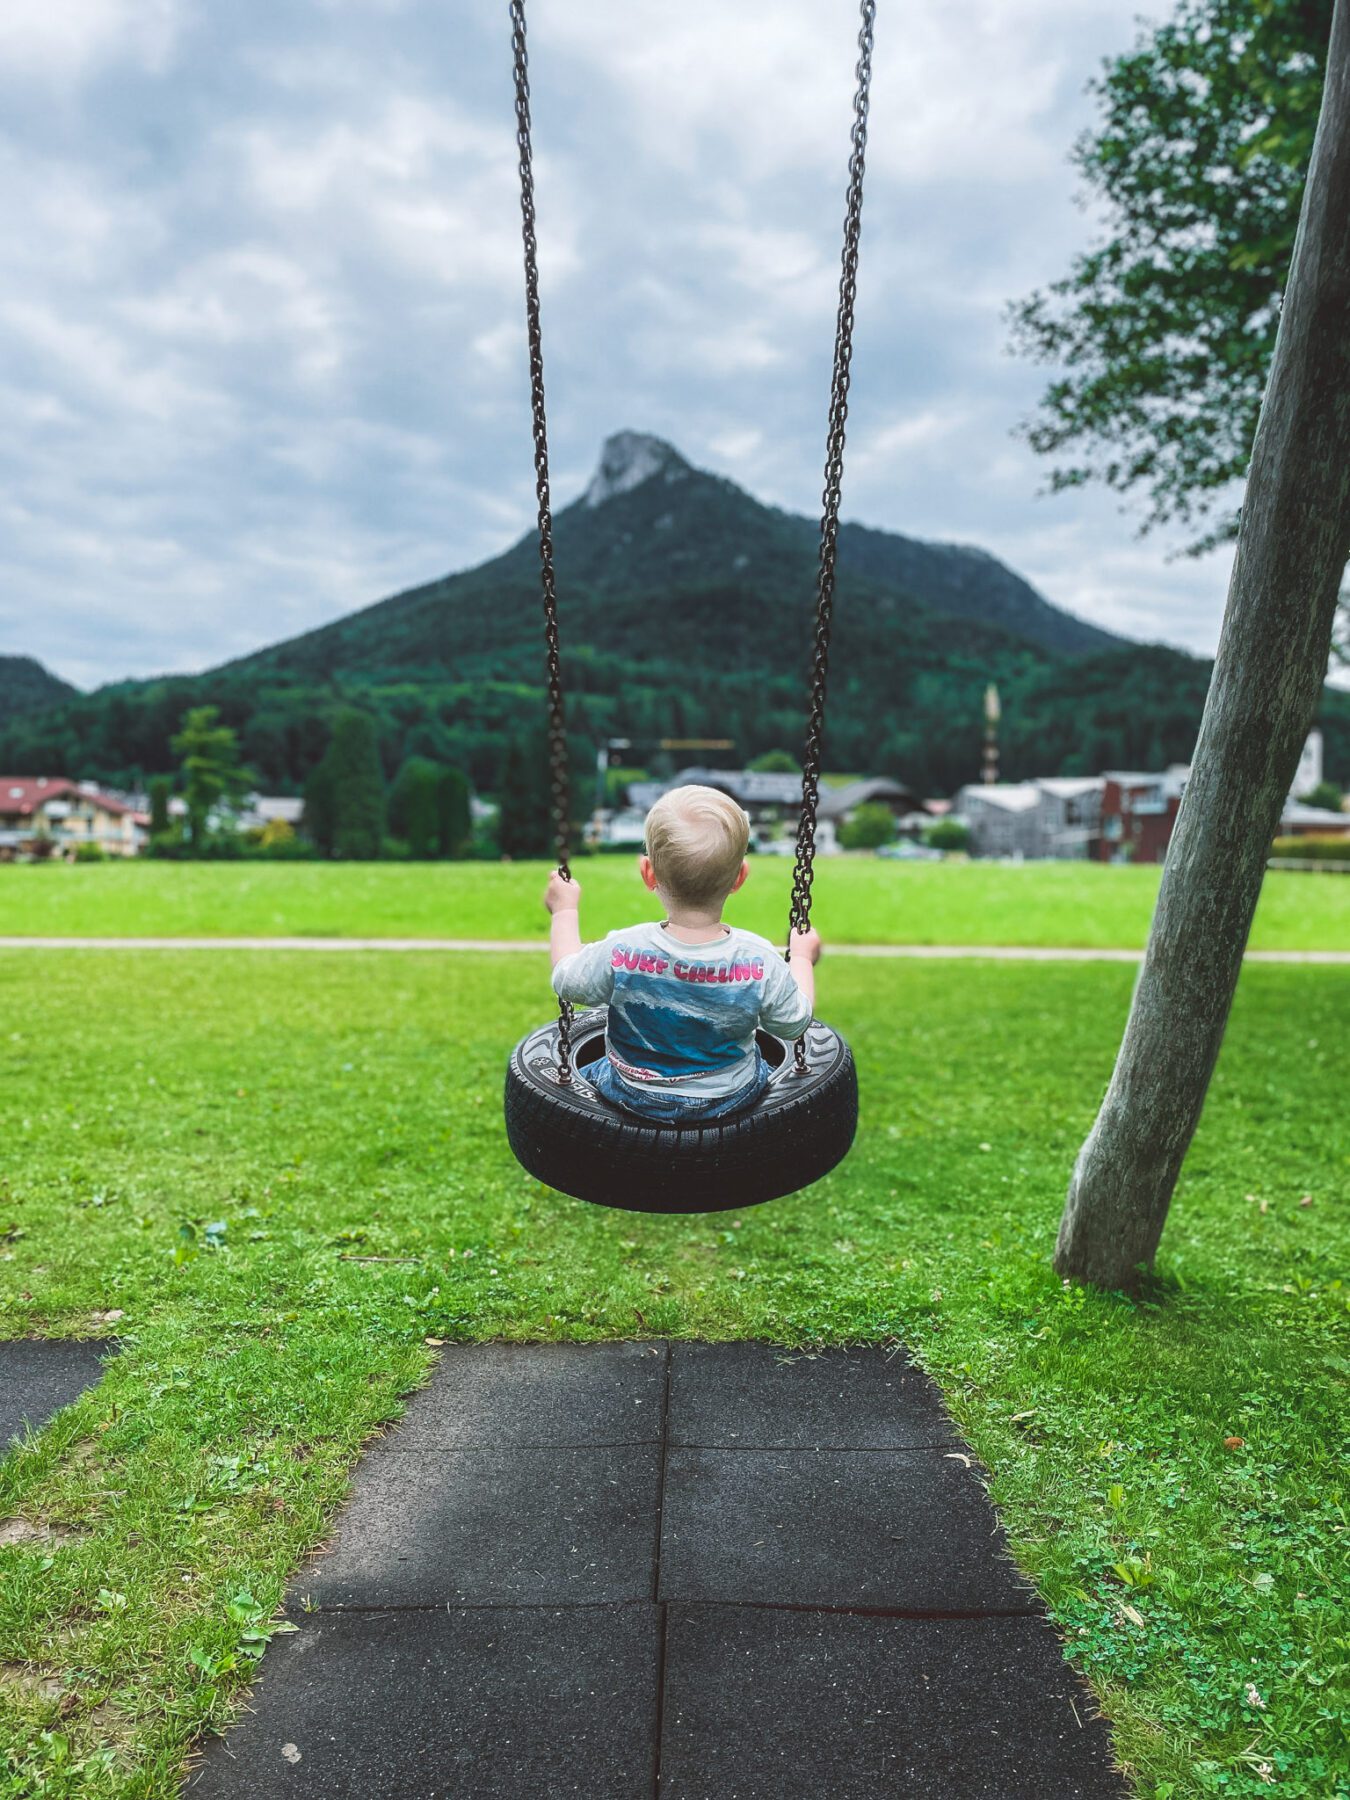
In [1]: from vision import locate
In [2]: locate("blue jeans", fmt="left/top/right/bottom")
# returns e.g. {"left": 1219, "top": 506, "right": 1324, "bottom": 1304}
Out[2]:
{"left": 586, "top": 1051, "right": 770, "bottom": 1123}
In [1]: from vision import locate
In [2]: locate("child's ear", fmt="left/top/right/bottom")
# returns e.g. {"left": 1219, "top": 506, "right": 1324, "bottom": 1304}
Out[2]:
{"left": 638, "top": 854, "right": 660, "bottom": 893}
{"left": 730, "top": 860, "right": 750, "bottom": 894}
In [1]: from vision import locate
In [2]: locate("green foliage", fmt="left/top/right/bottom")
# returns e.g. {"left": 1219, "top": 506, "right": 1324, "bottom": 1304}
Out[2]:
{"left": 0, "top": 653, "right": 77, "bottom": 721}
{"left": 924, "top": 817, "right": 971, "bottom": 853}
{"left": 388, "top": 757, "right": 442, "bottom": 858}
{"left": 497, "top": 734, "right": 549, "bottom": 860}
{"left": 1301, "top": 780, "right": 1344, "bottom": 812}
{"left": 171, "top": 706, "right": 250, "bottom": 850}
{"left": 302, "top": 758, "right": 337, "bottom": 856}
{"left": 258, "top": 816, "right": 294, "bottom": 850}
{"left": 148, "top": 775, "right": 172, "bottom": 837}
{"left": 496, "top": 728, "right": 590, "bottom": 861}
{"left": 1271, "top": 834, "right": 1350, "bottom": 861}
{"left": 1010, "top": 0, "right": 1333, "bottom": 551}
{"left": 436, "top": 764, "right": 472, "bottom": 858}
{"left": 838, "top": 801, "right": 897, "bottom": 850}
{"left": 747, "top": 748, "right": 798, "bottom": 773}
{"left": 599, "top": 767, "right": 645, "bottom": 812}
{"left": 311, "top": 709, "right": 385, "bottom": 861}
{"left": 243, "top": 832, "right": 316, "bottom": 862}
{"left": 71, "top": 841, "right": 104, "bottom": 863}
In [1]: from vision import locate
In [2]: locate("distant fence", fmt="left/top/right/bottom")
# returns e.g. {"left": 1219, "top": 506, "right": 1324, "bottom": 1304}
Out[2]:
{"left": 1268, "top": 856, "right": 1350, "bottom": 873}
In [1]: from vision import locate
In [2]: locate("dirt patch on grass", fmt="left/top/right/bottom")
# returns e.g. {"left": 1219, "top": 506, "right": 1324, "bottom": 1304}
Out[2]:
{"left": 0, "top": 1516, "right": 87, "bottom": 1546}
{"left": 0, "top": 1661, "right": 63, "bottom": 1702}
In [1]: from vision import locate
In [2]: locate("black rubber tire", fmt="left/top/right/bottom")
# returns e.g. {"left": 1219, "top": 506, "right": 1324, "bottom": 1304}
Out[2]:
{"left": 504, "top": 1008, "right": 858, "bottom": 1214}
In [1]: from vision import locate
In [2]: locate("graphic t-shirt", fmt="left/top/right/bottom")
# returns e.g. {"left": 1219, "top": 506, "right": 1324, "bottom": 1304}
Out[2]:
{"left": 551, "top": 920, "right": 812, "bottom": 1101}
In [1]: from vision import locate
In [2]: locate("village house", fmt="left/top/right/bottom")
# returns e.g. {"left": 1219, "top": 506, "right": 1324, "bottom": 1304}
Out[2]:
{"left": 956, "top": 777, "right": 1104, "bottom": 860}
{"left": 0, "top": 777, "right": 148, "bottom": 860}
{"left": 1094, "top": 732, "right": 1345, "bottom": 863}
{"left": 1093, "top": 767, "right": 1190, "bottom": 864}
{"left": 1276, "top": 800, "right": 1350, "bottom": 838}
{"left": 625, "top": 768, "right": 810, "bottom": 851}
{"left": 816, "top": 776, "right": 920, "bottom": 829}
{"left": 234, "top": 794, "right": 306, "bottom": 834}
{"left": 614, "top": 768, "right": 921, "bottom": 856}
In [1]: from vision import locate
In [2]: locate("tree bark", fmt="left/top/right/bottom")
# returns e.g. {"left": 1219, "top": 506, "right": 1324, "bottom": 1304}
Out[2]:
{"left": 1056, "top": 0, "right": 1350, "bottom": 1290}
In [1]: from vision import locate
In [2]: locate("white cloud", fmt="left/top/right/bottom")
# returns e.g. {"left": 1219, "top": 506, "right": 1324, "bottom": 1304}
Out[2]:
{"left": 0, "top": 0, "right": 180, "bottom": 81}
{"left": 0, "top": 0, "right": 1251, "bottom": 701}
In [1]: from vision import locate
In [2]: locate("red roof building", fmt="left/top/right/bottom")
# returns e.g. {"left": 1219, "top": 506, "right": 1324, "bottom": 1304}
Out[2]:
{"left": 0, "top": 777, "right": 148, "bottom": 858}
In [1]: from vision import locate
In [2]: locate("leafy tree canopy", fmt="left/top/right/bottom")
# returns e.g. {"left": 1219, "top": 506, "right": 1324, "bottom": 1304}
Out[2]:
{"left": 839, "top": 801, "right": 898, "bottom": 851}
{"left": 388, "top": 757, "right": 443, "bottom": 859}
{"left": 1011, "top": 0, "right": 1333, "bottom": 553}
{"left": 1302, "top": 779, "right": 1345, "bottom": 812}
{"left": 925, "top": 817, "right": 972, "bottom": 853}
{"left": 326, "top": 709, "right": 385, "bottom": 861}
{"left": 170, "top": 705, "right": 250, "bottom": 847}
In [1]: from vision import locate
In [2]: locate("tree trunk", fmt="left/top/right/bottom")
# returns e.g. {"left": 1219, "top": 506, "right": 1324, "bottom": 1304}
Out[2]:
{"left": 1056, "top": 0, "right": 1350, "bottom": 1290}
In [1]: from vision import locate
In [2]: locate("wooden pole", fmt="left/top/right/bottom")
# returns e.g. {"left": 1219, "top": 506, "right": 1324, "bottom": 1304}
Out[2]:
{"left": 1056, "top": 0, "right": 1350, "bottom": 1289}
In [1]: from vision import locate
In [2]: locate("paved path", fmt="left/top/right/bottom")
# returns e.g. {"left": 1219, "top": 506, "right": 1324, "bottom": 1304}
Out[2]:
{"left": 3, "top": 934, "right": 1348, "bottom": 963}
{"left": 0, "top": 1340, "right": 111, "bottom": 1448}
{"left": 188, "top": 1343, "right": 1125, "bottom": 1799}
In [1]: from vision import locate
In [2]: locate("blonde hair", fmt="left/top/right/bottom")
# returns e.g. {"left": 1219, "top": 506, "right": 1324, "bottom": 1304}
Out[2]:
{"left": 644, "top": 785, "right": 750, "bottom": 910}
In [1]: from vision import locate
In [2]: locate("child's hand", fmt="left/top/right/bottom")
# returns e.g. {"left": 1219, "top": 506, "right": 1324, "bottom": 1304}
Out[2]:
{"left": 544, "top": 871, "right": 582, "bottom": 914}
{"left": 790, "top": 927, "right": 823, "bottom": 964}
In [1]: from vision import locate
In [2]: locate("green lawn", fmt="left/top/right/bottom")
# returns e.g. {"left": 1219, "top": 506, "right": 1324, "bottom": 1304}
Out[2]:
{"left": 1, "top": 856, "right": 1348, "bottom": 949}
{"left": 1, "top": 950, "right": 1346, "bottom": 1797}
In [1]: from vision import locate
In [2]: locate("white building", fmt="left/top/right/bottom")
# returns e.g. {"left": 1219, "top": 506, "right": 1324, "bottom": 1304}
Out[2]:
{"left": 235, "top": 794, "right": 305, "bottom": 833}
{"left": 956, "top": 777, "right": 1104, "bottom": 860}
{"left": 1291, "top": 729, "right": 1324, "bottom": 798}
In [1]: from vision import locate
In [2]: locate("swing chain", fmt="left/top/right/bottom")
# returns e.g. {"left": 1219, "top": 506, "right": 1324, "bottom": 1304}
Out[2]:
{"left": 511, "top": 0, "right": 573, "bottom": 1079}
{"left": 513, "top": 0, "right": 874, "bottom": 1085}
{"left": 788, "top": 0, "right": 875, "bottom": 1075}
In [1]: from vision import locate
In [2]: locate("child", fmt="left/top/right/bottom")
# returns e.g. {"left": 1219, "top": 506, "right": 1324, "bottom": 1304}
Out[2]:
{"left": 545, "top": 784, "right": 822, "bottom": 1122}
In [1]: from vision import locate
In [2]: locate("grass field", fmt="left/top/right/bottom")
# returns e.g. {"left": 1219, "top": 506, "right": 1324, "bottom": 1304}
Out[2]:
{"left": 1, "top": 855, "right": 1348, "bottom": 950}
{"left": 1, "top": 949, "right": 1347, "bottom": 1797}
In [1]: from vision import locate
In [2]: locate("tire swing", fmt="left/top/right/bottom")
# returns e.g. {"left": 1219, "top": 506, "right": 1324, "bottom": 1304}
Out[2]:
{"left": 503, "top": 0, "right": 875, "bottom": 1216}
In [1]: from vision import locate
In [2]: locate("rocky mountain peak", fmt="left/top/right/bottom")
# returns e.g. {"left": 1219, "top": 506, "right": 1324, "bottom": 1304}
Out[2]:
{"left": 584, "top": 431, "right": 691, "bottom": 508}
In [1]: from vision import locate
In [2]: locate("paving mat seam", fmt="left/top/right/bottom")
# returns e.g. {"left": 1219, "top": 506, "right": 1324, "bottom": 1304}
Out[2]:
{"left": 362, "top": 1439, "right": 966, "bottom": 1454}
{"left": 650, "top": 1344, "right": 674, "bottom": 1800}
{"left": 295, "top": 1599, "right": 1045, "bottom": 1621}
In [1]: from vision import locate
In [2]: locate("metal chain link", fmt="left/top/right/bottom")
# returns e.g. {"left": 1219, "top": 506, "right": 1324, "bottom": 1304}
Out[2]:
{"left": 510, "top": 0, "right": 573, "bottom": 1079}
{"left": 788, "top": 0, "right": 875, "bottom": 1074}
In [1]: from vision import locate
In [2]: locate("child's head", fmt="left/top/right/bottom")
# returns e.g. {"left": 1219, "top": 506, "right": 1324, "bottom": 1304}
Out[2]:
{"left": 642, "top": 785, "right": 750, "bottom": 912}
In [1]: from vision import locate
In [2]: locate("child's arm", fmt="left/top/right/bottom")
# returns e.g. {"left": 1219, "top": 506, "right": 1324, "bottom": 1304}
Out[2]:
{"left": 788, "top": 927, "right": 822, "bottom": 1012}
{"left": 545, "top": 870, "right": 582, "bottom": 967}
{"left": 760, "top": 927, "right": 821, "bottom": 1040}
{"left": 545, "top": 876, "right": 617, "bottom": 1010}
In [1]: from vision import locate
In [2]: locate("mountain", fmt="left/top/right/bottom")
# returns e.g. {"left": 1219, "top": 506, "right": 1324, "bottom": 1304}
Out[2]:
{"left": 836, "top": 521, "right": 1116, "bottom": 657}
{"left": 221, "top": 430, "right": 1120, "bottom": 685}
{"left": 1, "top": 431, "right": 1346, "bottom": 797}
{"left": 0, "top": 655, "right": 78, "bottom": 725}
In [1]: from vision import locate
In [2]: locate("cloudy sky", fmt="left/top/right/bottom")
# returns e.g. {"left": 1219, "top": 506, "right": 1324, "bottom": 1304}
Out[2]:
{"left": 1, "top": 0, "right": 1242, "bottom": 692}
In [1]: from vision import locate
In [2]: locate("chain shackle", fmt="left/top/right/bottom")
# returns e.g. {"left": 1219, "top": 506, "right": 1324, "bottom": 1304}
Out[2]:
{"left": 510, "top": 0, "right": 573, "bottom": 1078}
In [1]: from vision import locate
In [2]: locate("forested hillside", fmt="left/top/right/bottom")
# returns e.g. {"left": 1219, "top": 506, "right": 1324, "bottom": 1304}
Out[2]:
{"left": 0, "top": 655, "right": 78, "bottom": 725}
{"left": 2, "top": 433, "right": 1346, "bottom": 793}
